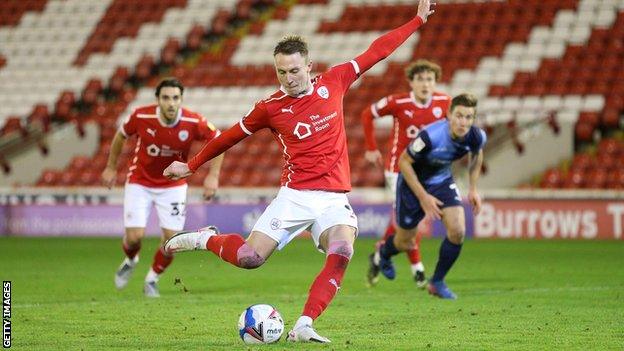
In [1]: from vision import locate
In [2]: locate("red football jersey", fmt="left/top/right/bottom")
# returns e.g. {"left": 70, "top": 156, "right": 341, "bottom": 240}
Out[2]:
{"left": 121, "top": 105, "right": 219, "bottom": 188}
{"left": 239, "top": 62, "right": 359, "bottom": 191}
{"left": 365, "top": 91, "right": 450, "bottom": 172}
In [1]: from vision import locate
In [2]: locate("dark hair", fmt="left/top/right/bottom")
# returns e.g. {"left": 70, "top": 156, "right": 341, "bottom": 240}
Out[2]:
{"left": 273, "top": 35, "right": 309, "bottom": 59}
{"left": 405, "top": 59, "right": 442, "bottom": 81}
{"left": 155, "top": 78, "right": 184, "bottom": 97}
{"left": 450, "top": 93, "right": 478, "bottom": 112}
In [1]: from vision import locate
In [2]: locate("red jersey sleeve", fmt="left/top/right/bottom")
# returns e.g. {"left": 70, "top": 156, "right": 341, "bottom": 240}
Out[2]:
{"left": 187, "top": 102, "right": 270, "bottom": 172}
{"left": 239, "top": 101, "right": 270, "bottom": 134}
{"left": 353, "top": 16, "right": 424, "bottom": 76}
{"left": 120, "top": 109, "right": 138, "bottom": 137}
{"left": 325, "top": 62, "right": 360, "bottom": 93}
{"left": 362, "top": 95, "right": 395, "bottom": 151}
{"left": 195, "top": 115, "right": 220, "bottom": 141}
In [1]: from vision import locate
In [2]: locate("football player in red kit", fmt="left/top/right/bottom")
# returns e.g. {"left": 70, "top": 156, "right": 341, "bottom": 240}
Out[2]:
{"left": 362, "top": 60, "right": 450, "bottom": 288}
{"left": 101, "top": 78, "right": 224, "bottom": 297}
{"left": 163, "top": 0, "right": 434, "bottom": 343}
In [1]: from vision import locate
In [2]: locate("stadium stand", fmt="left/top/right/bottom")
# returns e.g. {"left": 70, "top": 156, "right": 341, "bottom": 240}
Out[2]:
{"left": 0, "top": 0, "right": 622, "bottom": 189}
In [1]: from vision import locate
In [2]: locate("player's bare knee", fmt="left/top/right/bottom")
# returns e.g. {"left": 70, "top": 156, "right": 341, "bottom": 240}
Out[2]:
{"left": 327, "top": 240, "right": 353, "bottom": 260}
{"left": 237, "top": 243, "right": 265, "bottom": 269}
{"left": 447, "top": 230, "right": 465, "bottom": 244}
{"left": 125, "top": 230, "right": 144, "bottom": 245}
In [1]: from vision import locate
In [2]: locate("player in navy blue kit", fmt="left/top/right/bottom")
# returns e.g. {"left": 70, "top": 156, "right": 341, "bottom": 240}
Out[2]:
{"left": 369, "top": 93, "right": 486, "bottom": 299}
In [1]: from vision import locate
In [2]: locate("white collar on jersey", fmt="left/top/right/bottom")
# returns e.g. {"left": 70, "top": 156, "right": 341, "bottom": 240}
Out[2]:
{"left": 410, "top": 91, "right": 433, "bottom": 109}
{"left": 279, "top": 80, "right": 315, "bottom": 98}
{"left": 155, "top": 106, "right": 182, "bottom": 127}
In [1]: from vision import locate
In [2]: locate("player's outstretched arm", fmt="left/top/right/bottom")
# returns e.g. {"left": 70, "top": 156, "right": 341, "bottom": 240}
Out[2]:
{"left": 101, "top": 131, "right": 127, "bottom": 189}
{"left": 353, "top": 0, "right": 434, "bottom": 75}
{"left": 467, "top": 149, "right": 484, "bottom": 215}
{"left": 186, "top": 122, "right": 249, "bottom": 172}
{"left": 398, "top": 150, "right": 443, "bottom": 220}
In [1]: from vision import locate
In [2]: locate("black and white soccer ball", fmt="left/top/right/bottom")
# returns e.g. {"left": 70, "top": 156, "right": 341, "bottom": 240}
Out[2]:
{"left": 237, "top": 304, "right": 284, "bottom": 344}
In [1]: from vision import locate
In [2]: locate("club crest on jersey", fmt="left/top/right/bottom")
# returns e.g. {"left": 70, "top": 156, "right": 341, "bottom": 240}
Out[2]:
{"left": 178, "top": 130, "right": 189, "bottom": 141}
{"left": 317, "top": 86, "right": 329, "bottom": 99}
{"left": 270, "top": 218, "right": 281, "bottom": 230}
{"left": 433, "top": 107, "right": 443, "bottom": 118}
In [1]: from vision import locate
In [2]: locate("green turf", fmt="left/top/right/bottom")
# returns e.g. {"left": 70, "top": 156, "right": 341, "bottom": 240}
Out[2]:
{"left": 1, "top": 237, "right": 623, "bottom": 350}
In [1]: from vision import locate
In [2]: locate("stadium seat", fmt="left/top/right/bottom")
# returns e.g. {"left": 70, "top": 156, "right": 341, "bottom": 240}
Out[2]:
{"left": 562, "top": 168, "right": 585, "bottom": 189}
{"left": 540, "top": 168, "right": 563, "bottom": 188}
{"left": 584, "top": 168, "right": 607, "bottom": 189}
{"left": 606, "top": 168, "right": 624, "bottom": 189}
{"left": 574, "top": 122, "right": 595, "bottom": 143}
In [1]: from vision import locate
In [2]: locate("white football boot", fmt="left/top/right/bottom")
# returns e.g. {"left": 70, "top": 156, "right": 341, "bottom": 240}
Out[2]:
{"left": 114, "top": 255, "right": 138, "bottom": 290}
{"left": 164, "top": 226, "right": 219, "bottom": 254}
{"left": 286, "top": 325, "right": 331, "bottom": 343}
{"left": 143, "top": 280, "right": 160, "bottom": 298}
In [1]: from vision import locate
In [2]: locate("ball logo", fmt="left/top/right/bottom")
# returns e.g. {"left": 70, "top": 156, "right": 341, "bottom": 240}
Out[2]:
{"left": 317, "top": 86, "right": 329, "bottom": 99}
{"left": 433, "top": 107, "right": 443, "bottom": 118}
{"left": 270, "top": 218, "right": 281, "bottom": 230}
{"left": 178, "top": 130, "right": 189, "bottom": 141}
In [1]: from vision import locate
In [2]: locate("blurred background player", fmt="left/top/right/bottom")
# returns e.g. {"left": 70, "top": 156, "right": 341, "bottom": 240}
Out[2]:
{"left": 163, "top": 0, "right": 435, "bottom": 342}
{"left": 362, "top": 59, "right": 450, "bottom": 288}
{"left": 370, "top": 93, "right": 486, "bottom": 299}
{"left": 101, "top": 78, "right": 223, "bottom": 297}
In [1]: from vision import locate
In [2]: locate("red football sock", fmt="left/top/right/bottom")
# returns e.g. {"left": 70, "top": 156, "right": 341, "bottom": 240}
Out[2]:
{"left": 302, "top": 254, "right": 350, "bottom": 320}
{"left": 122, "top": 240, "right": 141, "bottom": 260}
{"left": 206, "top": 234, "right": 246, "bottom": 266}
{"left": 407, "top": 232, "right": 422, "bottom": 264}
{"left": 151, "top": 247, "right": 173, "bottom": 274}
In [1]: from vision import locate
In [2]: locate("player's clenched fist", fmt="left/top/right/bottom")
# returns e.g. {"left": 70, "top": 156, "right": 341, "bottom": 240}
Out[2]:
{"left": 163, "top": 161, "right": 193, "bottom": 180}
{"left": 417, "top": 0, "right": 435, "bottom": 23}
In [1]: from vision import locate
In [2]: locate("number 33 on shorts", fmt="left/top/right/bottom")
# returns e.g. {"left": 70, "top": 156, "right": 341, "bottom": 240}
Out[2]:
{"left": 170, "top": 202, "right": 186, "bottom": 216}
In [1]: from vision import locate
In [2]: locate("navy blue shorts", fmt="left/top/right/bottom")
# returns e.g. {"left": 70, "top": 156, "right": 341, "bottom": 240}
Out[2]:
{"left": 395, "top": 176, "right": 463, "bottom": 229}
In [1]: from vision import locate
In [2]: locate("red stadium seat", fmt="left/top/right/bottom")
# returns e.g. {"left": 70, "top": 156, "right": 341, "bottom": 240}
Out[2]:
{"left": 562, "top": 168, "right": 585, "bottom": 189}
{"left": 574, "top": 122, "right": 595, "bottom": 143}
{"left": 597, "top": 138, "right": 623, "bottom": 156}
{"left": 606, "top": 168, "right": 624, "bottom": 189}
{"left": 540, "top": 168, "right": 563, "bottom": 188}
{"left": 584, "top": 168, "right": 607, "bottom": 189}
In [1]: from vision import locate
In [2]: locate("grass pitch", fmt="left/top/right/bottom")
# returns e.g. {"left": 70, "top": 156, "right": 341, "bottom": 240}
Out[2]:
{"left": 1, "top": 237, "right": 623, "bottom": 350}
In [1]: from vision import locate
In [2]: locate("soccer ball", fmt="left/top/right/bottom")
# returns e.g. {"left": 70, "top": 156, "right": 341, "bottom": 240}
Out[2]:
{"left": 237, "top": 304, "right": 284, "bottom": 344}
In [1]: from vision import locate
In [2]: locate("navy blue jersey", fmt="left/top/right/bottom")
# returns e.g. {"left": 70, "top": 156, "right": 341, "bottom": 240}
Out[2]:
{"left": 405, "top": 119, "right": 487, "bottom": 186}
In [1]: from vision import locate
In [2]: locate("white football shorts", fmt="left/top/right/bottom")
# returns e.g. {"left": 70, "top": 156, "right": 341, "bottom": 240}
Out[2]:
{"left": 123, "top": 183, "right": 187, "bottom": 231}
{"left": 252, "top": 186, "right": 358, "bottom": 252}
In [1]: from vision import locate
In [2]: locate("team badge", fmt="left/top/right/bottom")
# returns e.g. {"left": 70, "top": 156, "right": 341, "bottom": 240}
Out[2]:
{"left": 178, "top": 130, "right": 189, "bottom": 141}
{"left": 270, "top": 218, "right": 281, "bottom": 230}
{"left": 317, "top": 86, "right": 329, "bottom": 99}
{"left": 433, "top": 107, "right": 443, "bottom": 118}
